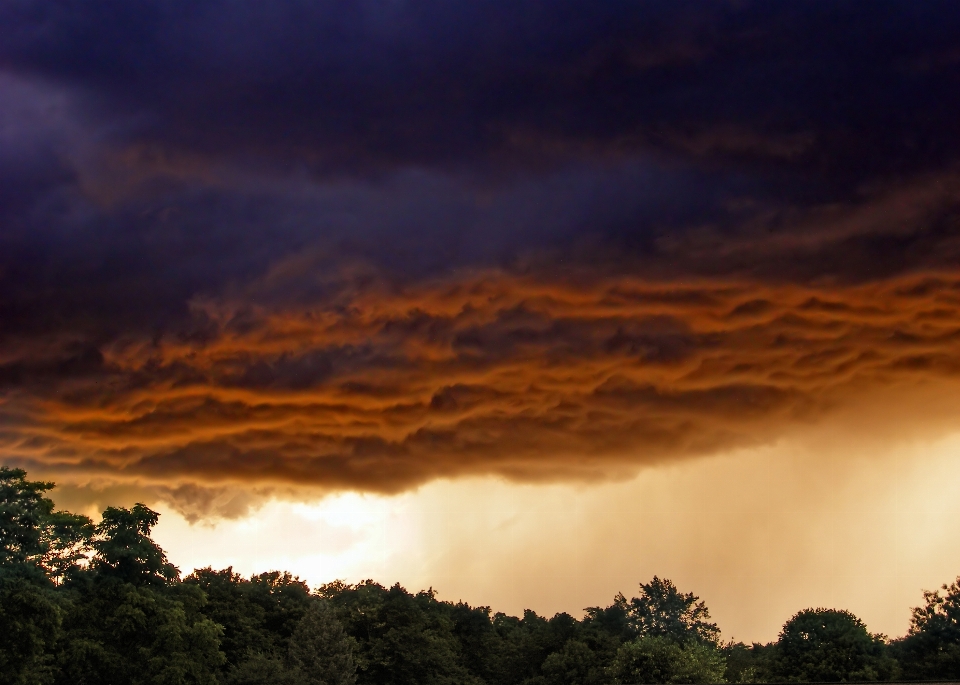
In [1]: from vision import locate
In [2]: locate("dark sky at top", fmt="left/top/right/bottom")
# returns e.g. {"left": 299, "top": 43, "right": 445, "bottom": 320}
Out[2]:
{"left": 1, "top": 0, "right": 960, "bottom": 517}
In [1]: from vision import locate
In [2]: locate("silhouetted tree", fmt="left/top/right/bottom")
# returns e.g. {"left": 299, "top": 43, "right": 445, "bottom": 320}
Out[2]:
{"left": 894, "top": 577, "right": 960, "bottom": 679}
{"left": 187, "top": 568, "right": 268, "bottom": 670}
{"left": 91, "top": 504, "right": 179, "bottom": 585}
{"left": 617, "top": 577, "right": 721, "bottom": 646}
{"left": 772, "top": 608, "right": 896, "bottom": 682}
{"left": 56, "top": 571, "right": 224, "bottom": 684}
{"left": 490, "top": 609, "right": 580, "bottom": 684}
{"left": 0, "top": 467, "right": 93, "bottom": 583}
{"left": 583, "top": 601, "right": 631, "bottom": 643}
{"left": 447, "top": 601, "right": 501, "bottom": 682}
{"left": 53, "top": 503, "right": 224, "bottom": 684}
{"left": 248, "top": 571, "right": 314, "bottom": 651}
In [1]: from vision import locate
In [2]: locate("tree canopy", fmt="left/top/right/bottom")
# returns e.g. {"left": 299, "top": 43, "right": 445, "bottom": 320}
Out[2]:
{"left": 772, "top": 608, "right": 896, "bottom": 682}
{"left": 612, "top": 576, "right": 721, "bottom": 646}
{"left": 92, "top": 503, "right": 180, "bottom": 586}
{"left": 0, "top": 467, "right": 93, "bottom": 582}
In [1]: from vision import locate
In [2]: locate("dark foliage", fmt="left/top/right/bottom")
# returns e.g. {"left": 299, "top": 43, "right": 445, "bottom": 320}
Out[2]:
{"left": 0, "top": 578, "right": 61, "bottom": 685}
{"left": 771, "top": 609, "right": 898, "bottom": 682}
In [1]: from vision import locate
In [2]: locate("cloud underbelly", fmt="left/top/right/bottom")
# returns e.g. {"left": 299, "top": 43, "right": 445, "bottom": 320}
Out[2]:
{"left": 5, "top": 271, "right": 960, "bottom": 497}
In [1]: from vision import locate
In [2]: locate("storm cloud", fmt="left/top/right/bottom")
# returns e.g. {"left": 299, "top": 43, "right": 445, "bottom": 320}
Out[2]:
{"left": 1, "top": 1, "right": 960, "bottom": 513}
{"left": 5, "top": 268, "right": 960, "bottom": 502}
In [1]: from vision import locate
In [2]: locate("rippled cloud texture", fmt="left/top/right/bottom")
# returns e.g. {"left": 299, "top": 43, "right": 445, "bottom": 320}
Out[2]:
{"left": 2, "top": 1, "right": 960, "bottom": 518}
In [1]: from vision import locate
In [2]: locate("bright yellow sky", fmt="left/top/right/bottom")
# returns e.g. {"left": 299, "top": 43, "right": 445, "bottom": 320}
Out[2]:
{"left": 151, "top": 428, "right": 960, "bottom": 644}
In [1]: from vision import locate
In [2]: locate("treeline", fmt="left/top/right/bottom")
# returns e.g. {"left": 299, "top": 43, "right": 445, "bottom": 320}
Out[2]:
{"left": 2, "top": 467, "right": 960, "bottom": 685}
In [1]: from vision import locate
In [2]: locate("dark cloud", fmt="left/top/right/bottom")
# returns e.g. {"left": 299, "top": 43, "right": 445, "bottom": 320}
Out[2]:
{"left": 2, "top": 1, "right": 958, "bottom": 180}
{"left": 2, "top": 2, "right": 960, "bottom": 511}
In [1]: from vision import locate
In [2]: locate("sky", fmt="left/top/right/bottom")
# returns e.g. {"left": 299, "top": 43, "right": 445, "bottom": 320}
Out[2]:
{"left": 2, "top": 0, "right": 960, "bottom": 642}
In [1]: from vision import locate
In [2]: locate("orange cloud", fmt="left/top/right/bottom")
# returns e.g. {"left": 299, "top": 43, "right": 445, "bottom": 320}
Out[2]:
{"left": 4, "top": 269, "right": 960, "bottom": 514}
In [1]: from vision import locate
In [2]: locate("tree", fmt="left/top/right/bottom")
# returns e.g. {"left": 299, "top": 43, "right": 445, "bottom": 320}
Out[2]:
{"left": 0, "top": 467, "right": 54, "bottom": 571}
{"left": 617, "top": 577, "right": 720, "bottom": 646}
{"left": 607, "top": 635, "right": 726, "bottom": 684}
{"left": 894, "top": 577, "right": 960, "bottom": 679}
{"left": 91, "top": 504, "right": 179, "bottom": 585}
{"left": 40, "top": 509, "right": 95, "bottom": 584}
{"left": 54, "top": 503, "right": 225, "bottom": 685}
{"left": 247, "top": 571, "right": 314, "bottom": 651}
{"left": 288, "top": 600, "right": 357, "bottom": 685}
{"left": 772, "top": 608, "right": 896, "bottom": 682}
{"left": 0, "top": 467, "right": 93, "bottom": 582}
{"left": 582, "top": 601, "right": 631, "bottom": 643}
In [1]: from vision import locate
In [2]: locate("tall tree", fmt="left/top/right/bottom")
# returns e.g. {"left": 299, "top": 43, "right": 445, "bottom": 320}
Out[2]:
{"left": 0, "top": 467, "right": 93, "bottom": 582}
{"left": 0, "top": 467, "right": 53, "bottom": 572}
{"left": 91, "top": 504, "right": 179, "bottom": 585}
{"left": 490, "top": 609, "right": 577, "bottom": 684}
{"left": 447, "top": 601, "right": 500, "bottom": 683}
{"left": 247, "top": 571, "right": 314, "bottom": 653}
{"left": 721, "top": 641, "right": 776, "bottom": 684}
{"left": 55, "top": 503, "right": 225, "bottom": 684}
{"left": 617, "top": 577, "right": 720, "bottom": 646}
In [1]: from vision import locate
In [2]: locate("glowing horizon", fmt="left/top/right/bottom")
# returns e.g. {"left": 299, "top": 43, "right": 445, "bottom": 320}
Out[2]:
{"left": 41, "top": 426, "right": 958, "bottom": 644}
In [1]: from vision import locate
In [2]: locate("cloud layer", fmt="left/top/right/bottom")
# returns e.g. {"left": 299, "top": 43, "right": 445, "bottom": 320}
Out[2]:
{"left": 3, "top": 1, "right": 958, "bottom": 178}
{"left": 5, "top": 268, "right": 960, "bottom": 505}
{"left": 1, "top": 1, "right": 960, "bottom": 514}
